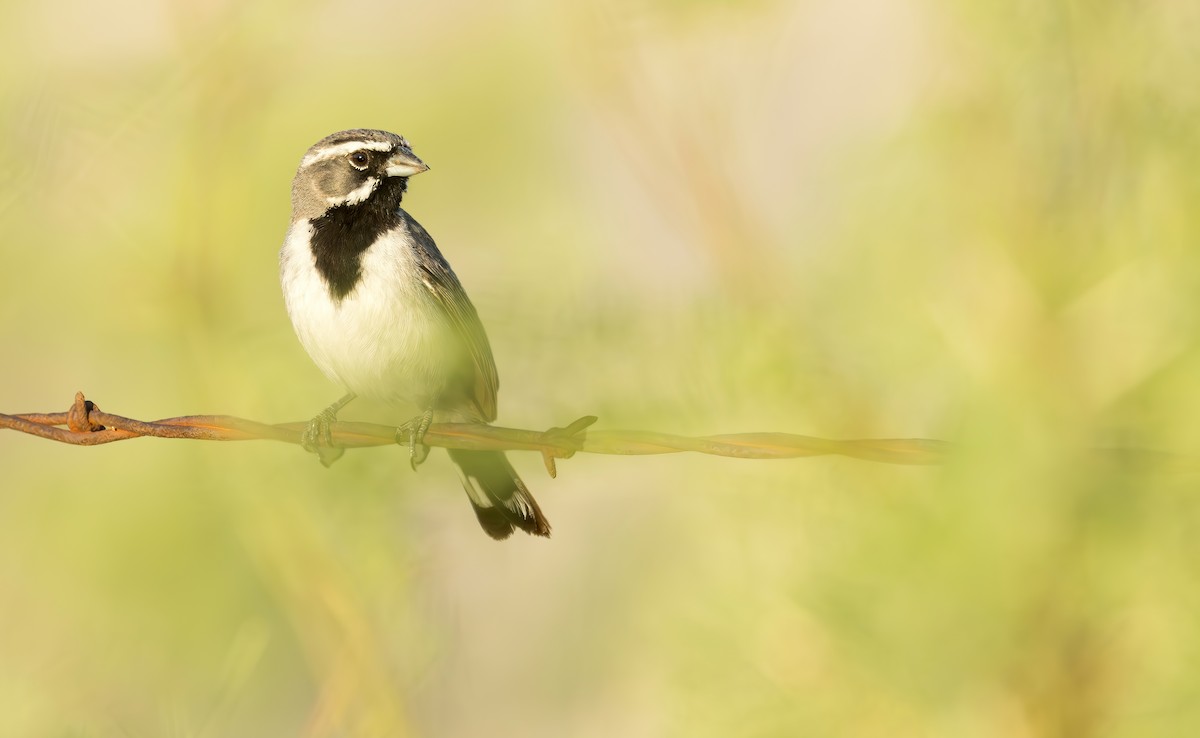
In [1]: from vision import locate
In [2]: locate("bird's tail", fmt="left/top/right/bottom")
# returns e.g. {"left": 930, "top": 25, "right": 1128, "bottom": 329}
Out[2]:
{"left": 447, "top": 448, "right": 551, "bottom": 540}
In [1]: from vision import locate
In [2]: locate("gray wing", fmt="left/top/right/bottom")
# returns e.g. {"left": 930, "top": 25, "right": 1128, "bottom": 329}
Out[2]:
{"left": 402, "top": 212, "right": 500, "bottom": 421}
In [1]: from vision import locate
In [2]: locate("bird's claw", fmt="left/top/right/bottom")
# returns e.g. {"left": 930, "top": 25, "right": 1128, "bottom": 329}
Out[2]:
{"left": 397, "top": 410, "right": 434, "bottom": 471}
{"left": 301, "top": 409, "right": 334, "bottom": 452}
{"left": 301, "top": 407, "right": 345, "bottom": 467}
{"left": 410, "top": 443, "right": 430, "bottom": 471}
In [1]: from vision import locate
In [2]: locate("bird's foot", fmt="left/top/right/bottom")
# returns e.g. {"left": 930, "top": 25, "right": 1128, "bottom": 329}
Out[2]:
{"left": 301, "top": 407, "right": 336, "bottom": 452}
{"left": 302, "top": 409, "right": 345, "bottom": 467}
{"left": 301, "top": 394, "right": 355, "bottom": 468}
{"left": 396, "top": 409, "right": 434, "bottom": 471}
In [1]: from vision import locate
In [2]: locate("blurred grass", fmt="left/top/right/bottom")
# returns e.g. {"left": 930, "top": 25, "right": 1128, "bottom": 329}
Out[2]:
{"left": 2, "top": 0, "right": 1200, "bottom": 736}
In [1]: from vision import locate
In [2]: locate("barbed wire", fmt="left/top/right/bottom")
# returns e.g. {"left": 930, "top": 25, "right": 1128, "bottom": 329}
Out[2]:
{"left": 6, "top": 392, "right": 1192, "bottom": 477}
{"left": 0, "top": 392, "right": 957, "bottom": 478}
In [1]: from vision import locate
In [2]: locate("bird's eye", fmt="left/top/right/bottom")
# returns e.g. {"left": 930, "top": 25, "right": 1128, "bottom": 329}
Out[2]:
{"left": 348, "top": 151, "right": 370, "bottom": 169}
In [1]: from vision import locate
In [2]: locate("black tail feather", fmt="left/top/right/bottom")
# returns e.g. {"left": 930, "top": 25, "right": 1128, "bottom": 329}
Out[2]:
{"left": 447, "top": 448, "right": 551, "bottom": 540}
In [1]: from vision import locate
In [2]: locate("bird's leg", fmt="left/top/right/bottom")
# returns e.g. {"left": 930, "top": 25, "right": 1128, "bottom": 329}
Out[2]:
{"left": 301, "top": 393, "right": 356, "bottom": 467}
{"left": 396, "top": 408, "right": 434, "bottom": 471}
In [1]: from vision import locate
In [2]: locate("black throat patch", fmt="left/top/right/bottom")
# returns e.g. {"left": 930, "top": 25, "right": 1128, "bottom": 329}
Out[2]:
{"left": 309, "top": 177, "right": 408, "bottom": 301}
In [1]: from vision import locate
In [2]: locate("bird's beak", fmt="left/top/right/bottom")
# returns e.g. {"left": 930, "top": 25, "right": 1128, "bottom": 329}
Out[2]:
{"left": 385, "top": 148, "right": 429, "bottom": 178}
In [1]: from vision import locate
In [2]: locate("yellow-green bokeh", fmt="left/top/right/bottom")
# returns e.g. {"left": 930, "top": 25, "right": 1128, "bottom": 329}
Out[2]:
{"left": 2, "top": 0, "right": 1199, "bottom": 736}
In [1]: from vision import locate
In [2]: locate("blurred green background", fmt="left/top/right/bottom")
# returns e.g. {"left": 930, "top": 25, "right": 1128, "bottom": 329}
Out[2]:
{"left": 2, "top": 0, "right": 1199, "bottom": 736}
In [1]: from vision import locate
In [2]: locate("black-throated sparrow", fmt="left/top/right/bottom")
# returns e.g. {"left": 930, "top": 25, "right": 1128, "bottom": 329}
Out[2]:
{"left": 280, "top": 129, "right": 550, "bottom": 540}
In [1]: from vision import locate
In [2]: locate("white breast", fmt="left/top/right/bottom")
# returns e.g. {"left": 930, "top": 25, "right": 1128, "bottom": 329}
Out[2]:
{"left": 279, "top": 220, "right": 455, "bottom": 407}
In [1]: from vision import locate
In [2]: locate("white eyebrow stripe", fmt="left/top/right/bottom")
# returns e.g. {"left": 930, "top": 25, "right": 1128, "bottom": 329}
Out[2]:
{"left": 326, "top": 177, "right": 380, "bottom": 206}
{"left": 301, "top": 140, "right": 394, "bottom": 167}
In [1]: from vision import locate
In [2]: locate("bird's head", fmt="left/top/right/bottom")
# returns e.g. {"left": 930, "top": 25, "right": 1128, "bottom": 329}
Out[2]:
{"left": 290, "top": 129, "right": 429, "bottom": 221}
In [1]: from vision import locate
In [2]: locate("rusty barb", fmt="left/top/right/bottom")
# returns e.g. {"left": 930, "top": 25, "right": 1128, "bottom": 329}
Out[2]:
{"left": 0, "top": 392, "right": 955, "bottom": 478}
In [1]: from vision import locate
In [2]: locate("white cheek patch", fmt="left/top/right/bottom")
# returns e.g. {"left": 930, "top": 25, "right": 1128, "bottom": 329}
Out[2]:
{"left": 327, "top": 177, "right": 380, "bottom": 206}
{"left": 301, "top": 140, "right": 394, "bottom": 167}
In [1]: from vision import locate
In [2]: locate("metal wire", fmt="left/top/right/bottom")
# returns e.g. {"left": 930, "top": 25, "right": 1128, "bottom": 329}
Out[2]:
{"left": 5, "top": 392, "right": 1192, "bottom": 476}
{"left": 0, "top": 392, "right": 953, "bottom": 478}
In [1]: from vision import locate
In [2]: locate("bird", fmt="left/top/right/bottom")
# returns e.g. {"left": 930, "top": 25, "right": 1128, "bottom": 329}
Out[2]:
{"left": 279, "top": 128, "right": 550, "bottom": 540}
